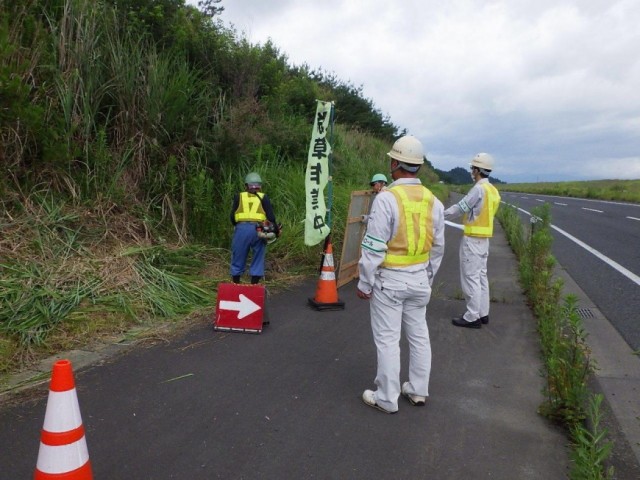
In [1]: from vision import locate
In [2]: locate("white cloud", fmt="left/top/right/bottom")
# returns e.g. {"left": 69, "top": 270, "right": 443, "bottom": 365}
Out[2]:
{"left": 189, "top": 0, "right": 640, "bottom": 182}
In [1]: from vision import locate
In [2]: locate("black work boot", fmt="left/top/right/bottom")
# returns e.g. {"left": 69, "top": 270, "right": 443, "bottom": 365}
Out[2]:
{"left": 232, "top": 276, "right": 241, "bottom": 284}
{"left": 451, "top": 317, "right": 482, "bottom": 329}
{"left": 250, "top": 276, "right": 261, "bottom": 284}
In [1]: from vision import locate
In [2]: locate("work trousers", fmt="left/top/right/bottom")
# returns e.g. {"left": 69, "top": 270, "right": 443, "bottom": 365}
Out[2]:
{"left": 230, "top": 222, "right": 266, "bottom": 277}
{"left": 369, "top": 268, "right": 432, "bottom": 412}
{"left": 459, "top": 235, "right": 490, "bottom": 322}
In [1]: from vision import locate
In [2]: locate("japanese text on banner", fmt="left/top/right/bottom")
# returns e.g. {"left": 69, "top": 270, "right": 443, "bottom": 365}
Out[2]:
{"left": 304, "top": 101, "right": 333, "bottom": 246}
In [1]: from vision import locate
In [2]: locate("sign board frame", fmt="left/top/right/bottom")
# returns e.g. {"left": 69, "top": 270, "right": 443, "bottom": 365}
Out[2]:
{"left": 336, "top": 190, "right": 375, "bottom": 288}
{"left": 214, "top": 283, "right": 265, "bottom": 334}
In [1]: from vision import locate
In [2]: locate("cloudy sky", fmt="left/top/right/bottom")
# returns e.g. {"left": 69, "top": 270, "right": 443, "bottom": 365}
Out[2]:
{"left": 193, "top": 0, "right": 640, "bottom": 183}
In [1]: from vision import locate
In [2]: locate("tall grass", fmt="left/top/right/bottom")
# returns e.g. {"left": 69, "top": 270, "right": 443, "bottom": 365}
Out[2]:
{"left": 0, "top": 189, "right": 220, "bottom": 372}
{"left": 49, "top": 0, "right": 108, "bottom": 160}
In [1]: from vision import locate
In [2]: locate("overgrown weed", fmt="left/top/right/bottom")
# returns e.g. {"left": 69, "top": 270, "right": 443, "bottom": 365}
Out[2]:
{"left": 497, "top": 202, "right": 615, "bottom": 478}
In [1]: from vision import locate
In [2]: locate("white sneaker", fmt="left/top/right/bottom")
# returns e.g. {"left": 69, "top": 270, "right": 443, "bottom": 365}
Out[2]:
{"left": 401, "top": 382, "right": 426, "bottom": 406}
{"left": 362, "top": 390, "right": 397, "bottom": 414}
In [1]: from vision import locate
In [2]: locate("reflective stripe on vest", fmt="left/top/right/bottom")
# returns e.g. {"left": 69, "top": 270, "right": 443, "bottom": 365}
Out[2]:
{"left": 463, "top": 183, "right": 501, "bottom": 237}
{"left": 382, "top": 185, "right": 435, "bottom": 268}
{"left": 234, "top": 192, "right": 267, "bottom": 222}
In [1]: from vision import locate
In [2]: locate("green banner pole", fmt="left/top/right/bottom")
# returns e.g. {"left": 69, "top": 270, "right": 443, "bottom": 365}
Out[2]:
{"left": 326, "top": 102, "right": 335, "bottom": 230}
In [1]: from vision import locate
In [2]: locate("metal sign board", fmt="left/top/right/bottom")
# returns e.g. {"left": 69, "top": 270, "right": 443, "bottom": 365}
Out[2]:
{"left": 337, "top": 190, "right": 374, "bottom": 287}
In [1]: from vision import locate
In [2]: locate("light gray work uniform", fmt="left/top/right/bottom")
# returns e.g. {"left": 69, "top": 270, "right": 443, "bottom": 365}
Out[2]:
{"left": 444, "top": 178, "right": 497, "bottom": 323}
{"left": 358, "top": 178, "right": 445, "bottom": 412}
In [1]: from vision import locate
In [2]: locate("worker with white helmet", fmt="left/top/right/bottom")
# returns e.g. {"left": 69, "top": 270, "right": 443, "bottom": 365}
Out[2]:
{"left": 445, "top": 153, "right": 501, "bottom": 328}
{"left": 230, "top": 172, "right": 280, "bottom": 285}
{"left": 357, "top": 135, "right": 445, "bottom": 413}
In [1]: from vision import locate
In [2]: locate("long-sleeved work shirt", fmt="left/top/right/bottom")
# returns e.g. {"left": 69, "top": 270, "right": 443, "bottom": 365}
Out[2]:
{"left": 357, "top": 178, "right": 445, "bottom": 295}
{"left": 444, "top": 178, "right": 492, "bottom": 223}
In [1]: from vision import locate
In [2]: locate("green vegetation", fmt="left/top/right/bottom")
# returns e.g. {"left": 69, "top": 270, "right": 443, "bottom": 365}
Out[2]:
{"left": 0, "top": 2, "right": 624, "bottom": 476}
{"left": 570, "top": 394, "right": 615, "bottom": 480}
{"left": 0, "top": 0, "right": 445, "bottom": 374}
{"left": 498, "top": 203, "right": 614, "bottom": 478}
{"left": 499, "top": 180, "right": 640, "bottom": 203}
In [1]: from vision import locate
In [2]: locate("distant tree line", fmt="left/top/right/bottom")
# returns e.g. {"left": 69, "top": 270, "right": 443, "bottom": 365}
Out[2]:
{"left": 433, "top": 166, "right": 506, "bottom": 185}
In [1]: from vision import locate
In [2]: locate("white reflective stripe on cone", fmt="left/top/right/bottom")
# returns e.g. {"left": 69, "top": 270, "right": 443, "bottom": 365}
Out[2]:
{"left": 42, "top": 389, "right": 83, "bottom": 432}
{"left": 323, "top": 255, "right": 334, "bottom": 267}
{"left": 319, "top": 271, "right": 336, "bottom": 281}
{"left": 36, "top": 439, "right": 90, "bottom": 474}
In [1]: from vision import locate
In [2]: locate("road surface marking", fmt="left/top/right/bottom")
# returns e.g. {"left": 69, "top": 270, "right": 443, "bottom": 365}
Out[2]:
{"left": 582, "top": 207, "right": 603, "bottom": 213}
{"left": 627, "top": 216, "right": 640, "bottom": 222}
{"left": 507, "top": 204, "right": 640, "bottom": 287}
{"left": 554, "top": 202, "right": 568, "bottom": 206}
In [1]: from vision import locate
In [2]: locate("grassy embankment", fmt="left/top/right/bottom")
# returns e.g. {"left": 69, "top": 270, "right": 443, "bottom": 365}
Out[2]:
{"left": 0, "top": 125, "right": 447, "bottom": 387}
{"left": 1, "top": 0, "right": 451, "bottom": 384}
{"left": 499, "top": 179, "right": 640, "bottom": 203}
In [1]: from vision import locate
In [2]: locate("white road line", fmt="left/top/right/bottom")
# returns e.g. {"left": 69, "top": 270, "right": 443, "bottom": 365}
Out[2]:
{"left": 582, "top": 207, "right": 603, "bottom": 213}
{"left": 554, "top": 202, "right": 568, "bottom": 206}
{"left": 502, "top": 192, "right": 640, "bottom": 207}
{"left": 506, "top": 204, "right": 640, "bottom": 287}
{"left": 535, "top": 199, "right": 544, "bottom": 202}
{"left": 627, "top": 216, "right": 640, "bottom": 221}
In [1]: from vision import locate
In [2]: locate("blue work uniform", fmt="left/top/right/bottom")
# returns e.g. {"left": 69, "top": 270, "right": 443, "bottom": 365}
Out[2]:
{"left": 230, "top": 191, "right": 278, "bottom": 278}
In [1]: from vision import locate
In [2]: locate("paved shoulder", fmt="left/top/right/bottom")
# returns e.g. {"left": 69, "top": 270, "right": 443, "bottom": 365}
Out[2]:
{"left": 0, "top": 225, "right": 568, "bottom": 479}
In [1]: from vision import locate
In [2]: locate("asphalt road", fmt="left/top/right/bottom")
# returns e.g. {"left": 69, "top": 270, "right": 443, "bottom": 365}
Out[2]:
{"left": 499, "top": 192, "right": 640, "bottom": 351}
{"left": 0, "top": 223, "right": 570, "bottom": 480}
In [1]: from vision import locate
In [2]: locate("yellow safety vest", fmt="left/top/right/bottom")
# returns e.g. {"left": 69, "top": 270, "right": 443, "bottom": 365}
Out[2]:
{"left": 234, "top": 192, "right": 267, "bottom": 222}
{"left": 463, "top": 183, "right": 501, "bottom": 237}
{"left": 382, "top": 185, "right": 435, "bottom": 268}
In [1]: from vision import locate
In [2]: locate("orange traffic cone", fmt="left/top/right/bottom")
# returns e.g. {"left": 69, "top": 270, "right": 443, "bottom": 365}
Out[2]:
{"left": 308, "top": 239, "right": 345, "bottom": 311}
{"left": 34, "top": 359, "right": 93, "bottom": 480}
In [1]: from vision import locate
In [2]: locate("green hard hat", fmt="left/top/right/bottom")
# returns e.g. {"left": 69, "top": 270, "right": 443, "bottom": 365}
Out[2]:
{"left": 370, "top": 173, "right": 388, "bottom": 185}
{"left": 245, "top": 172, "right": 262, "bottom": 184}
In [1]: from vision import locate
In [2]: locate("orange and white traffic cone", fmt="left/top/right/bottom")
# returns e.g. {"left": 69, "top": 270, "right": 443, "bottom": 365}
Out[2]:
{"left": 308, "top": 239, "right": 345, "bottom": 311}
{"left": 34, "top": 359, "right": 93, "bottom": 480}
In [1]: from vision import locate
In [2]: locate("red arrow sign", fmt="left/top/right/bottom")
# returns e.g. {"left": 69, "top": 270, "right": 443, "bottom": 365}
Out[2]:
{"left": 214, "top": 283, "right": 265, "bottom": 333}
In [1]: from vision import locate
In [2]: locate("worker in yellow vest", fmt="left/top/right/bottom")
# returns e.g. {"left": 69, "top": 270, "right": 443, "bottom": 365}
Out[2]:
{"left": 230, "top": 172, "right": 279, "bottom": 284}
{"left": 445, "top": 153, "right": 501, "bottom": 328}
{"left": 357, "top": 135, "right": 445, "bottom": 414}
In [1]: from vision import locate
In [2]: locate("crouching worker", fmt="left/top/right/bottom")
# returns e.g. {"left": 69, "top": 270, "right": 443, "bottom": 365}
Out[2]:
{"left": 230, "top": 172, "right": 280, "bottom": 284}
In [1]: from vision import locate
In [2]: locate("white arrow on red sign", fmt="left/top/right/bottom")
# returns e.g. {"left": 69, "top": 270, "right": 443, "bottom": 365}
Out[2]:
{"left": 219, "top": 294, "right": 261, "bottom": 319}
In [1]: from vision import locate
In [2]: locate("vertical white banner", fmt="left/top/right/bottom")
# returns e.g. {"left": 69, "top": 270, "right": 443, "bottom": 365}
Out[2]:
{"left": 304, "top": 100, "right": 333, "bottom": 246}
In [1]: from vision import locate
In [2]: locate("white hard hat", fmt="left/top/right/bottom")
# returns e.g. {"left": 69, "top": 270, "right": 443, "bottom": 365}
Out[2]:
{"left": 470, "top": 153, "right": 494, "bottom": 171}
{"left": 386, "top": 135, "right": 424, "bottom": 165}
